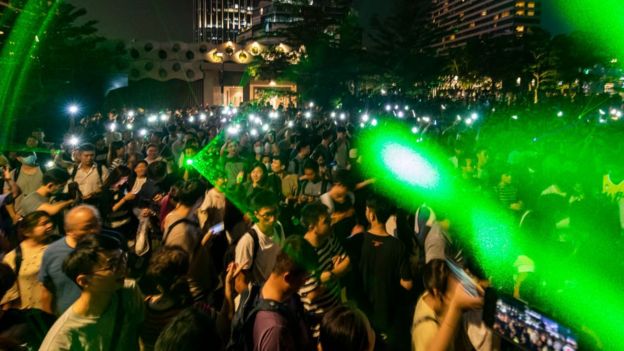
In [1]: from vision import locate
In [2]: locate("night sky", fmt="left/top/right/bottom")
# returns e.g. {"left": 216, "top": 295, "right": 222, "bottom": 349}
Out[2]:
{"left": 68, "top": 0, "right": 570, "bottom": 42}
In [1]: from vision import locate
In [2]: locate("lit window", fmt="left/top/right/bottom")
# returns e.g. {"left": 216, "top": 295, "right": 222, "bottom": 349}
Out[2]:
{"left": 516, "top": 25, "right": 525, "bottom": 32}
{"left": 501, "top": 11, "right": 510, "bottom": 18}
{"left": 516, "top": 10, "right": 525, "bottom": 16}
{"left": 450, "top": 34, "right": 456, "bottom": 40}
{"left": 481, "top": 10, "right": 487, "bottom": 16}
{"left": 528, "top": 10, "right": 535, "bottom": 16}
{"left": 527, "top": 2, "right": 535, "bottom": 8}
{"left": 516, "top": 1, "right": 525, "bottom": 7}
{"left": 470, "top": 22, "right": 476, "bottom": 28}
{"left": 493, "top": 15, "right": 499, "bottom": 20}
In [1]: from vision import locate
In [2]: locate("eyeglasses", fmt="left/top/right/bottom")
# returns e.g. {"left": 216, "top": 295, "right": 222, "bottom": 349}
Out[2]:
{"left": 92, "top": 252, "right": 128, "bottom": 274}
{"left": 257, "top": 210, "right": 279, "bottom": 219}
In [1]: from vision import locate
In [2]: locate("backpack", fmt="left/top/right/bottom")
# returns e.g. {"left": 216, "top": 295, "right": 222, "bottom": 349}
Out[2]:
{"left": 227, "top": 284, "right": 300, "bottom": 351}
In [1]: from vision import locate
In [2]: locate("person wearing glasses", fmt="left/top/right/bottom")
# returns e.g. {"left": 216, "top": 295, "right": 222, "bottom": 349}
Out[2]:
{"left": 234, "top": 191, "right": 285, "bottom": 285}
{"left": 40, "top": 234, "right": 144, "bottom": 351}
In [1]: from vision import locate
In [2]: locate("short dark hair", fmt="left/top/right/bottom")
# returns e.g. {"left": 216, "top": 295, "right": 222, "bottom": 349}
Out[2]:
{"left": 320, "top": 305, "right": 372, "bottom": 351}
{"left": 155, "top": 308, "right": 222, "bottom": 351}
{"left": 302, "top": 159, "right": 318, "bottom": 173}
{"left": 78, "top": 143, "right": 96, "bottom": 153}
{"left": 296, "top": 140, "right": 310, "bottom": 152}
{"left": 300, "top": 202, "right": 329, "bottom": 229}
{"left": 365, "top": 194, "right": 393, "bottom": 224}
{"left": 332, "top": 170, "right": 355, "bottom": 190}
{"left": 147, "top": 143, "right": 159, "bottom": 150}
{"left": 62, "top": 234, "right": 123, "bottom": 286}
{"left": 250, "top": 190, "right": 278, "bottom": 213}
{"left": 336, "top": 126, "right": 346, "bottom": 133}
{"left": 273, "top": 235, "right": 317, "bottom": 276}
{"left": 322, "top": 130, "right": 333, "bottom": 140}
{"left": 43, "top": 168, "right": 70, "bottom": 186}
{"left": 146, "top": 247, "right": 191, "bottom": 305}
{"left": 147, "top": 160, "right": 168, "bottom": 181}
{"left": 177, "top": 180, "right": 205, "bottom": 207}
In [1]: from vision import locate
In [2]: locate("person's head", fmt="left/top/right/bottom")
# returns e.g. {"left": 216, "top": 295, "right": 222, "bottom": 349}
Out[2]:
{"left": 78, "top": 143, "right": 96, "bottom": 166}
{"left": 146, "top": 144, "right": 160, "bottom": 160}
{"left": 303, "top": 159, "right": 319, "bottom": 180}
{"left": 300, "top": 202, "right": 331, "bottom": 237}
{"left": 321, "top": 130, "right": 333, "bottom": 144}
{"left": 16, "top": 151, "right": 37, "bottom": 167}
{"left": 271, "top": 157, "right": 286, "bottom": 173}
{"left": 271, "top": 235, "right": 318, "bottom": 295}
{"left": 17, "top": 211, "right": 53, "bottom": 243}
{"left": 105, "top": 165, "right": 131, "bottom": 189}
{"left": 331, "top": 170, "right": 354, "bottom": 199}
{"left": 261, "top": 154, "right": 271, "bottom": 168}
{"left": 146, "top": 246, "right": 191, "bottom": 305}
{"left": 253, "top": 140, "right": 264, "bottom": 155}
{"left": 250, "top": 190, "right": 279, "bottom": 230}
{"left": 249, "top": 163, "right": 267, "bottom": 185}
{"left": 154, "top": 308, "right": 223, "bottom": 351}
{"left": 149, "top": 132, "right": 163, "bottom": 145}
{"left": 41, "top": 168, "right": 70, "bottom": 195}
{"left": 26, "top": 135, "right": 39, "bottom": 148}
{"left": 226, "top": 141, "right": 239, "bottom": 157}
{"left": 365, "top": 194, "right": 393, "bottom": 225}
{"left": 134, "top": 160, "right": 148, "bottom": 178}
{"left": 111, "top": 141, "right": 125, "bottom": 158}
{"left": 63, "top": 234, "right": 126, "bottom": 294}
{"left": 176, "top": 180, "right": 205, "bottom": 207}
{"left": 64, "top": 205, "right": 101, "bottom": 241}
{"left": 147, "top": 160, "right": 168, "bottom": 182}
{"left": 336, "top": 126, "right": 346, "bottom": 140}
{"left": 319, "top": 305, "right": 375, "bottom": 351}
{"left": 476, "top": 147, "right": 489, "bottom": 166}
{"left": 499, "top": 168, "right": 513, "bottom": 185}
{"left": 423, "top": 259, "right": 452, "bottom": 313}
{"left": 296, "top": 141, "right": 311, "bottom": 157}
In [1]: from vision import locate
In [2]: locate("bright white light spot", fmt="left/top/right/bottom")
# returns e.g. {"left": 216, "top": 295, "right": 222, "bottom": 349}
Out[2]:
{"left": 456, "top": 115, "right": 461, "bottom": 121}
{"left": 382, "top": 143, "right": 439, "bottom": 189}
{"left": 109, "top": 123, "right": 117, "bottom": 132}
{"left": 465, "top": 118, "right": 473, "bottom": 125}
{"left": 599, "top": 109, "right": 606, "bottom": 115}
{"left": 512, "top": 115, "right": 518, "bottom": 120}
{"left": 339, "top": 113, "right": 346, "bottom": 120}
{"left": 139, "top": 129, "right": 148, "bottom": 136}
{"left": 470, "top": 113, "right": 478, "bottom": 120}
{"left": 128, "top": 110, "right": 135, "bottom": 118}
{"left": 361, "top": 114, "right": 369, "bottom": 122}
{"left": 371, "top": 119, "right": 378, "bottom": 126}
{"left": 411, "top": 126, "right": 419, "bottom": 134}
{"left": 304, "top": 111, "right": 312, "bottom": 119}
{"left": 422, "top": 116, "right": 430, "bottom": 123}
{"left": 384, "top": 105, "right": 392, "bottom": 112}
{"left": 287, "top": 121, "right": 294, "bottom": 127}
{"left": 189, "top": 116, "right": 195, "bottom": 123}
{"left": 69, "top": 136, "right": 80, "bottom": 146}
{"left": 67, "top": 104, "right": 79, "bottom": 115}
{"left": 441, "top": 104, "right": 447, "bottom": 110}
{"left": 557, "top": 111, "right": 564, "bottom": 117}
{"left": 394, "top": 105, "right": 399, "bottom": 110}
{"left": 397, "top": 111, "right": 405, "bottom": 118}
{"left": 308, "top": 102, "right": 314, "bottom": 108}
{"left": 262, "top": 124, "right": 269, "bottom": 131}
{"left": 126, "top": 123, "right": 133, "bottom": 130}
{"left": 330, "top": 111, "right": 336, "bottom": 118}
{"left": 148, "top": 115, "right": 157, "bottom": 123}
{"left": 200, "top": 113, "right": 207, "bottom": 121}
{"left": 250, "top": 129, "right": 258, "bottom": 136}
{"left": 160, "top": 114, "right": 169, "bottom": 121}
{"left": 404, "top": 105, "right": 409, "bottom": 111}
{"left": 359, "top": 122, "right": 365, "bottom": 128}
{"left": 46, "top": 161, "right": 55, "bottom": 169}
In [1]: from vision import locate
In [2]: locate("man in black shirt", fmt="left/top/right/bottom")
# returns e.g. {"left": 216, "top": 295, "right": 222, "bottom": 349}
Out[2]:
{"left": 345, "top": 194, "right": 413, "bottom": 351}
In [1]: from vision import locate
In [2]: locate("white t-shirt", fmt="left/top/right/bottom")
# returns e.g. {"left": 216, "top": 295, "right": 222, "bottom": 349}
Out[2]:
{"left": 234, "top": 223, "right": 285, "bottom": 284}
{"left": 39, "top": 280, "right": 144, "bottom": 351}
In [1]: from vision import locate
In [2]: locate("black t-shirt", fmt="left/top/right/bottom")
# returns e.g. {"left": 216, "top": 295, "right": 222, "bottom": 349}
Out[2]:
{"left": 344, "top": 232, "right": 411, "bottom": 333}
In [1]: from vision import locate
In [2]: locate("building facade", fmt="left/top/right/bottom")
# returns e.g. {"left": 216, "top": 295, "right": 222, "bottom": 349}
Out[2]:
{"left": 193, "top": 0, "right": 258, "bottom": 43}
{"left": 431, "top": 0, "right": 542, "bottom": 52}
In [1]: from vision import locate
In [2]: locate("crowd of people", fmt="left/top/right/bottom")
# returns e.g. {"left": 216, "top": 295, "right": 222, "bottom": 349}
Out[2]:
{"left": 0, "top": 98, "right": 622, "bottom": 350}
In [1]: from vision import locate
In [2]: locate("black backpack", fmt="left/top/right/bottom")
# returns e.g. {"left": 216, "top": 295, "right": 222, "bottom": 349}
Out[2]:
{"left": 226, "top": 284, "right": 300, "bottom": 351}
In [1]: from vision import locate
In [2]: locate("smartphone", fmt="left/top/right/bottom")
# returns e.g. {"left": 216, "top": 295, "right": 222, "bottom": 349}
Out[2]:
{"left": 209, "top": 222, "right": 225, "bottom": 235}
{"left": 445, "top": 258, "right": 479, "bottom": 297}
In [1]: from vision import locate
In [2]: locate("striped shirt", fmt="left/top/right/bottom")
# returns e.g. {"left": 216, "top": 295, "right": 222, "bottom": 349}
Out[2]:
{"left": 298, "top": 235, "right": 345, "bottom": 336}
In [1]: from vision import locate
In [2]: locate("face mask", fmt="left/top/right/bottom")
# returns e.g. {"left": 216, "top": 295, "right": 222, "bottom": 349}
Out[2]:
{"left": 264, "top": 162, "right": 270, "bottom": 170}
{"left": 254, "top": 146, "right": 263, "bottom": 154}
{"left": 20, "top": 155, "right": 37, "bottom": 166}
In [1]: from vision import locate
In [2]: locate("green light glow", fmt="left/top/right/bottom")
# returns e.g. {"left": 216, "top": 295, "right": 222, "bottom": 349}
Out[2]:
{"left": 357, "top": 121, "right": 624, "bottom": 349}
{"left": 554, "top": 0, "right": 624, "bottom": 58}
{"left": 0, "top": 0, "right": 60, "bottom": 148}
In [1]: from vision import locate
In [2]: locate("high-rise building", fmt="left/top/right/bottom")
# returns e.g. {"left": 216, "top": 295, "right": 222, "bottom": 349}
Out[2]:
{"left": 431, "top": 0, "right": 542, "bottom": 52}
{"left": 193, "top": 0, "right": 258, "bottom": 43}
